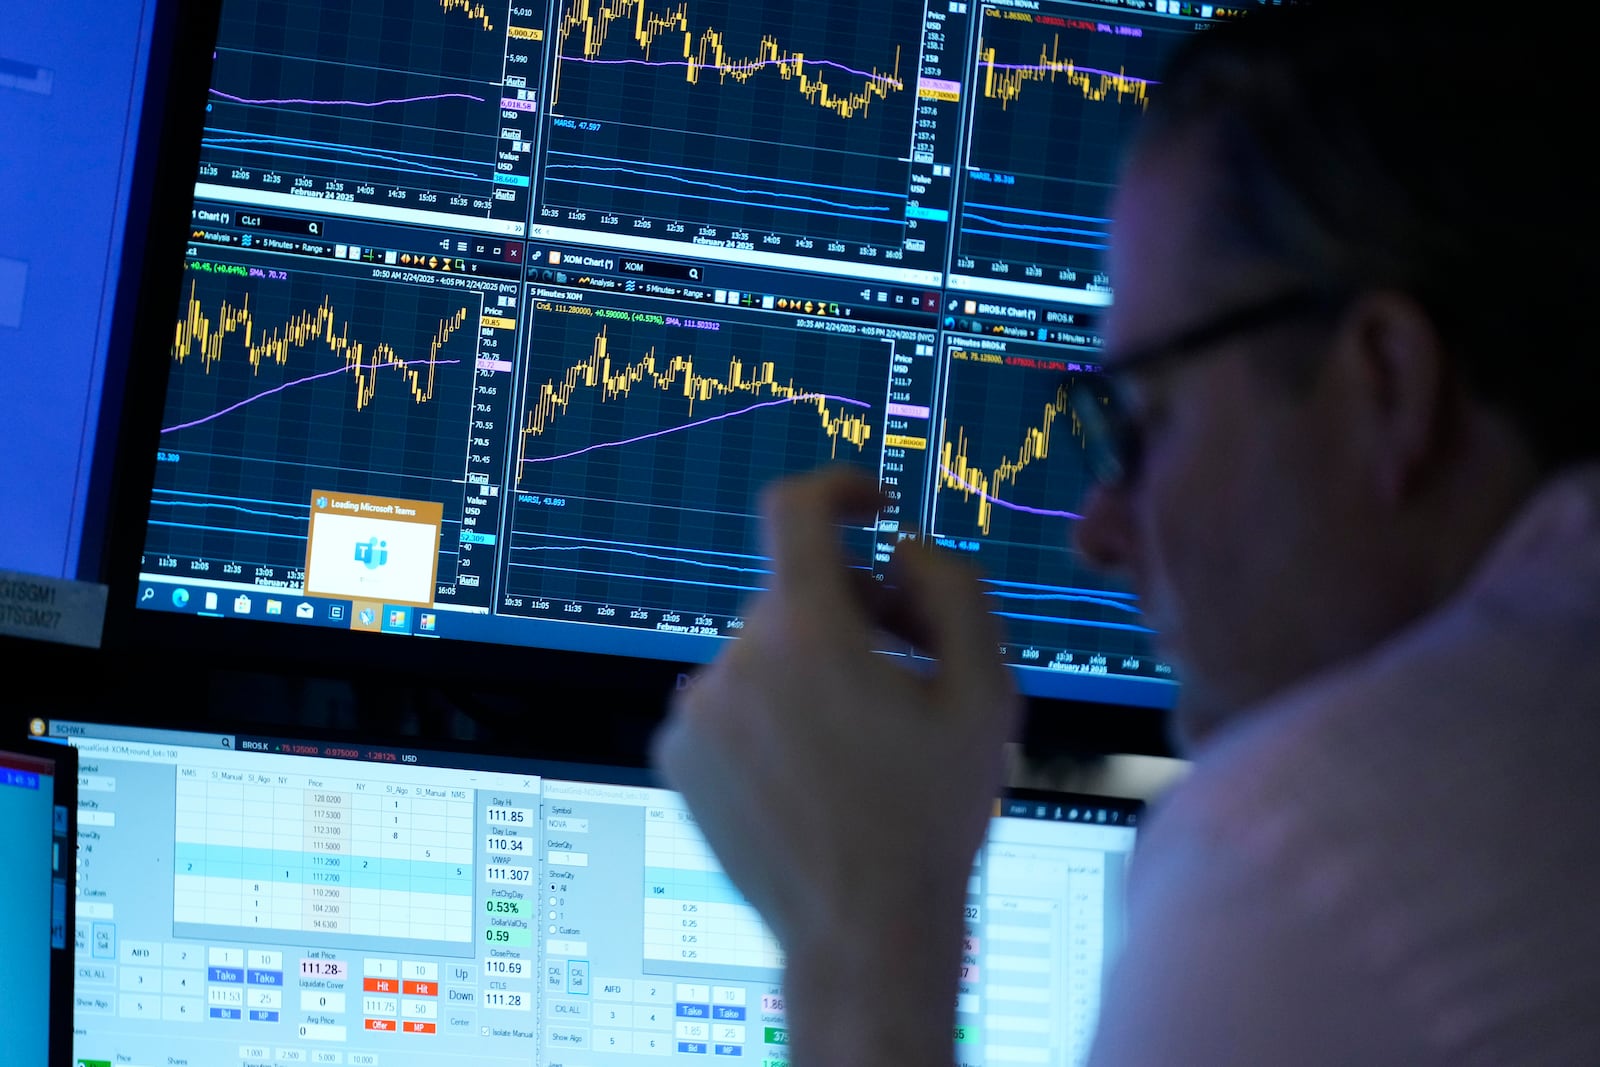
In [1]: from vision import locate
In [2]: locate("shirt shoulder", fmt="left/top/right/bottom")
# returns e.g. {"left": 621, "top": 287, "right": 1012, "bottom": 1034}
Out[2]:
{"left": 1091, "top": 466, "right": 1600, "bottom": 1066}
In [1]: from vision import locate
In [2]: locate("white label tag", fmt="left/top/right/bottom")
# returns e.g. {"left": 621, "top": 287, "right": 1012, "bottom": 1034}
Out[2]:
{"left": 0, "top": 569, "right": 106, "bottom": 647}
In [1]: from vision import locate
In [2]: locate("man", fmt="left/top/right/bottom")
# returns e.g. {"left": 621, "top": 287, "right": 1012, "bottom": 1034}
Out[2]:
{"left": 654, "top": 6, "right": 1600, "bottom": 1064}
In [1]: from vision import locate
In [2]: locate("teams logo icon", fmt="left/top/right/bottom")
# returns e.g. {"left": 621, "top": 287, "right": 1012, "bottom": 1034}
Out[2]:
{"left": 354, "top": 537, "right": 389, "bottom": 570}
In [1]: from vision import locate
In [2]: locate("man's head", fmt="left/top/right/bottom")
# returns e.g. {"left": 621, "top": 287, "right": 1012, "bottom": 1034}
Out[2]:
{"left": 1073, "top": 6, "right": 1595, "bottom": 747}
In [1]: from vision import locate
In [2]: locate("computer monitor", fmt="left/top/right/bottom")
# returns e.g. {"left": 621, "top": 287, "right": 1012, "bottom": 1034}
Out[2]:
{"left": 100, "top": 0, "right": 1267, "bottom": 743}
{"left": 0, "top": 736, "right": 77, "bottom": 1067}
{"left": 0, "top": 5, "right": 161, "bottom": 581}
{"left": 38, "top": 715, "right": 1141, "bottom": 1066}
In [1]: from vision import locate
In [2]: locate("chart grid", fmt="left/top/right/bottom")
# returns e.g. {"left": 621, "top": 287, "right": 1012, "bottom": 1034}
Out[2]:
{"left": 174, "top": 772, "right": 475, "bottom": 942}
{"left": 642, "top": 808, "right": 782, "bottom": 970}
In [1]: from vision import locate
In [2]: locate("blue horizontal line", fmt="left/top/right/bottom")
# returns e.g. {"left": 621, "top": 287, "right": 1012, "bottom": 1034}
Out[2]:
{"left": 151, "top": 498, "right": 307, "bottom": 523}
{"left": 206, "top": 126, "right": 488, "bottom": 168}
{"left": 154, "top": 489, "right": 313, "bottom": 510}
{"left": 544, "top": 176, "right": 904, "bottom": 227}
{"left": 994, "top": 610, "right": 1154, "bottom": 634}
{"left": 963, "top": 212, "right": 1106, "bottom": 239}
{"left": 514, "top": 531, "right": 768, "bottom": 563}
{"left": 965, "top": 202, "right": 1112, "bottom": 224}
{"left": 985, "top": 590, "right": 1141, "bottom": 613}
{"left": 961, "top": 227, "right": 1107, "bottom": 251}
{"left": 203, "top": 137, "right": 483, "bottom": 179}
{"left": 508, "top": 561, "right": 764, "bottom": 595}
{"left": 983, "top": 578, "right": 1138, "bottom": 600}
{"left": 545, "top": 164, "right": 891, "bottom": 212}
{"left": 151, "top": 492, "right": 462, "bottom": 528}
{"left": 546, "top": 149, "right": 905, "bottom": 199}
{"left": 514, "top": 544, "right": 772, "bottom": 575}
{"left": 202, "top": 142, "right": 483, "bottom": 181}
{"left": 147, "top": 520, "right": 309, "bottom": 542}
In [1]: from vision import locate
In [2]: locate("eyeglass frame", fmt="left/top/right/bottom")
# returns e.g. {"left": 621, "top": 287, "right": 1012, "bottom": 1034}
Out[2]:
{"left": 1070, "top": 286, "right": 1346, "bottom": 488}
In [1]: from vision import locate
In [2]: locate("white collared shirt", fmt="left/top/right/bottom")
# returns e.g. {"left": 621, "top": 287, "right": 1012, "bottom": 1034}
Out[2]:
{"left": 1090, "top": 466, "right": 1600, "bottom": 1066}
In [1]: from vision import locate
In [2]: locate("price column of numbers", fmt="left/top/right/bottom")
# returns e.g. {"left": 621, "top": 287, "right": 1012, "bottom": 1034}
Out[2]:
{"left": 644, "top": 808, "right": 783, "bottom": 970}
{"left": 172, "top": 773, "right": 474, "bottom": 942}
{"left": 481, "top": 803, "right": 535, "bottom": 1014}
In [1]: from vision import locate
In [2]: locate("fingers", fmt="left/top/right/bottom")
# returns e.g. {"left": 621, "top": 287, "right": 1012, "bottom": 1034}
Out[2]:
{"left": 883, "top": 540, "right": 1018, "bottom": 717}
{"left": 751, "top": 466, "right": 1014, "bottom": 721}
{"left": 849, "top": 565, "right": 936, "bottom": 653}
{"left": 759, "top": 466, "right": 884, "bottom": 621}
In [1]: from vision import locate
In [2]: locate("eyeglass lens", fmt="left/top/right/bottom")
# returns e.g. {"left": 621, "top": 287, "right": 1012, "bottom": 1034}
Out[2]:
{"left": 1070, "top": 380, "right": 1140, "bottom": 487}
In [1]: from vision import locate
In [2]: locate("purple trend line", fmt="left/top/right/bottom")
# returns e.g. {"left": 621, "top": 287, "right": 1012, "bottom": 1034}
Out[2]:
{"left": 941, "top": 465, "right": 1081, "bottom": 521}
{"left": 210, "top": 89, "right": 487, "bottom": 108}
{"left": 523, "top": 393, "right": 870, "bottom": 464}
{"left": 565, "top": 55, "right": 902, "bottom": 87}
{"left": 986, "top": 61, "right": 1158, "bottom": 87}
{"left": 161, "top": 359, "right": 463, "bottom": 433}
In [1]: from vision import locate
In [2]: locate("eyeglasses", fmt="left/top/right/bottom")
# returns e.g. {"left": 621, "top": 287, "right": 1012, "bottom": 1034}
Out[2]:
{"left": 1070, "top": 287, "right": 1340, "bottom": 487}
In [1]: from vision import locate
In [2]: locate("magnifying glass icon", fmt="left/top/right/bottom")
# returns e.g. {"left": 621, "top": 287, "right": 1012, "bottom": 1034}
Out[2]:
{"left": 139, "top": 587, "right": 154, "bottom": 603}
{"left": 308, "top": 222, "right": 320, "bottom": 236}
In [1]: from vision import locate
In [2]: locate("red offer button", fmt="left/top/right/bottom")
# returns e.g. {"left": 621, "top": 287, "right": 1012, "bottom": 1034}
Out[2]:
{"left": 365, "top": 1018, "right": 395, "bottom": 1032}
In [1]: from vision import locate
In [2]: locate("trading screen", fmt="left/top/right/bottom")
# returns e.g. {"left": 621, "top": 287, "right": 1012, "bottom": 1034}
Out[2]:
{"left": 0, "top": 746, "right": 70, "bottom": 1067}
{"left": 133, "top": 0, "right": 1238, "bottom": 706}
{"left": 43, "top": 718, "right": 1139, "bottom": 1067}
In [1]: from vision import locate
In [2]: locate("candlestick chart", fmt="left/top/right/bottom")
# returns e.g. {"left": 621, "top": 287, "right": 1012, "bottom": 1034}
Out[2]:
{"left": 536, "top": 0, "right": 927, "bottom": 256}
{"left": 951, "top": 4, "right": 1194, "bottom": 293}
{"left": 929, "top": 344, "right": 1153, "bottom": 668}
{"left": 198, "top": 0, "right": 543, "bottom": 229}
{"left": 500, "top": 298, "right": 896, "bottom": 623}
{"left": 144, "top": 260, "right": 482, "bottom": 576}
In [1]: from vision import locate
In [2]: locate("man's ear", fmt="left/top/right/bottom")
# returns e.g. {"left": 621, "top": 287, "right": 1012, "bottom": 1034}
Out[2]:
{"left": 1335, "top": 290, "right": 1451, "bottom": 505}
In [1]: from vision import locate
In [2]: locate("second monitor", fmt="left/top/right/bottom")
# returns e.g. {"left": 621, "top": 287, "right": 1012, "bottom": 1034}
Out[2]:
{"left": 41, "top": 715, "right": 1139, "bottom": 1067}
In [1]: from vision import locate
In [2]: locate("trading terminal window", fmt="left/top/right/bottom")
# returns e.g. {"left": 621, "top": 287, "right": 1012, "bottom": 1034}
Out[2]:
{"left": 56, "top": 721, "right": 1136, "bottom": 1066}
